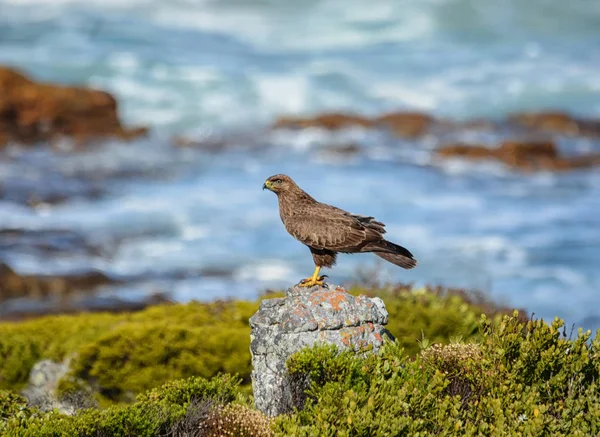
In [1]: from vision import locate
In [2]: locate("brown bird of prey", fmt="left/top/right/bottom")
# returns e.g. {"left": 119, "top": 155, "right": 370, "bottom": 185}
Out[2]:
{"left": 263, "top": 174, "right": 417, "bottom": 287}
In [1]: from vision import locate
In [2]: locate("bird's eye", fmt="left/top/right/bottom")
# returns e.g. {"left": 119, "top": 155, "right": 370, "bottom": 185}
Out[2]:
{"left": 274, "top": 179, "right": 282, "bottom": 184}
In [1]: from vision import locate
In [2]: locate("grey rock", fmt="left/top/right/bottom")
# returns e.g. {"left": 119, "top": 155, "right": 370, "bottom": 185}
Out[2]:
{"left": 21, "top": 358, "right": 94, "bottom": 414}
{"left": 250, "top": 283, "right": 393, "bottom": 417}
{"left": 22, "top": 359, "right": 71, "bottom": 413}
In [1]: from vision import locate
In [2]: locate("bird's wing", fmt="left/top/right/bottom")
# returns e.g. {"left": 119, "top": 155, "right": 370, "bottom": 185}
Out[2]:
{"left": 347, "top": 213, "right": 386, "bottom": 235}
{"left": 289, "top": 203, "right": 386, "bottom": 251}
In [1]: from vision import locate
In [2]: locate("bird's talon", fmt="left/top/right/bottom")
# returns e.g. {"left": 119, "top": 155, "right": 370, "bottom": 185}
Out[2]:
{"left": 298, "top": 281, "right": 324, "bottom": 287}
{"left": 298, "top": 276, "right": 327, "bottom": 287}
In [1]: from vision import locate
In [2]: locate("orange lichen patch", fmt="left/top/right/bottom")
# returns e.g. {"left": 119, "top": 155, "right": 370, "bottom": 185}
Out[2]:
{"left": 307, "top": 291, "right": 330, "bottom": 306}
{"left": 340, "top": 331, "right": 352, "bottom": 347}
{"left": 336, "top": 324, "right": 382, "bottom": 350}
{"left": 357, "top": 324, "right": 374, "bottom": 334}
{"left": 437, "top": 141, "right": 600, "bottom": 172}
{"left": 272, "top": 112, "right": 372, "bottom": 131}
{"left": 0, "top": 66, "right": 148, "bottom": 147}
{"left": 327, "top": 290, "right": 349, "bottom": 311}
{"left": 307, "top": 289, "right": 349, "bottom": 311}
{"left": 374, "top": 111, "right": 435, "bottom": 138}
{"left": 291, "top": 304, "right": 313, "bottom": 322}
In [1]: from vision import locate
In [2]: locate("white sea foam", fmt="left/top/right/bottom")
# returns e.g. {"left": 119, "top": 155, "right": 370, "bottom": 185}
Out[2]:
{"left": 254, "top": 75, "right": 310, "bottom": 116}
{"left": 234, "top": 261, "right": 296, "bottom": 283}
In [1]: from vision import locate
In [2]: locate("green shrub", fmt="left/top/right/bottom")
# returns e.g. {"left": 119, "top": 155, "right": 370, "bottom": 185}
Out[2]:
{"left": 0, "top": 313, "right": 119, "bottom": 390}
{"left": 1, "top": 390, "right": 31, "bottom": 419}
{"left": 275, "top": 313, "right": 600, "bottom": 436}
{"left": 1, "top": 390, "right": 40, "bottom": 435}
{"left": 420, "top": 342, "right": 488, "bottom": 407}
{"left": 2, "top": 374, "right": 244, "bottom": 437}
{"left": 4, "top": 311, "right": 599, "bottom": 436}
{"left": 0, "top": 285, "right": 517, "bottom": 403}
{"left": 137, "top": 373, "right": 240, "bottom": 406}
{"left": 0, "top": 300, "right": 257, "bottom": 401}
{"left": 352, "top": 284, "right": 522, "bottom": 355}
{"left": 71, "top": 323, "right": 250, "bottom": 402}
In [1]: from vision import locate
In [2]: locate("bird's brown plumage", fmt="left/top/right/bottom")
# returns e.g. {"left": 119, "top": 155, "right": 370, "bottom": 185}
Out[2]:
{"left": 263, "top": 174, "right": 417, "bottom": 284}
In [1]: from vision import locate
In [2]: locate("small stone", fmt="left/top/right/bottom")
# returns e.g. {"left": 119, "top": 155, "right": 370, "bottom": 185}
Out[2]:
{"left": 21, "top": 359, "right": 70, "bottom": 413}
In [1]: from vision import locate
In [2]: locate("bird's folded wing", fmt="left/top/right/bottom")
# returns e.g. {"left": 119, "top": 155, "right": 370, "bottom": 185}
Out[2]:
{"left": 290, "top": 209, "right": 384, "bottom": 251}
{"left": 349, "top": 214, "right": 386, "bottom": 234}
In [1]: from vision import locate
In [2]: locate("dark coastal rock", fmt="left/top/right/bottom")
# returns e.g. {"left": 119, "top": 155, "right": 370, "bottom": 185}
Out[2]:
{"left": 0, "top": 293, "right": 170, "bottom": 321}
{"left": 272, "top": 112, "right": 372, "bottom": 130}
{"left": 0, "top": 262, "right": 173, "bottom": 320}
{"left": 172, "top": 134, "right": 228, "bottom": 151}
{"left": 508, "top": 111, "right": 600, "bottom": 137}
{"left": 0, "top": 263, "right": 114, "bottom": 303}
{"left": 437, "top": 143, "right": 497, "bottom": 160}
{"left": 500, "top": 141, "right": 562, "bottom": 170}
{"left": 250, "top": 283, "right": 392, "bottom": 416}
{"left": 437, "top": 141, "right": 600, "bottom": 171}
{"left": 0, "top": 66, "right": 148, "bottom": 147}
{"left": 374, "top": 111, "right": 435, "bottom": 138}
{"left": 316, "top": 143, "right": 362, "bottom": 159}
{"left": 271, "top": 111, "right": 436, "bottom": 138}
{"left": 171, "top": 129, "right": 266, "bottom": 153}
{"left": 0, "top": 228, "right": 104, "bottom": 257}
{"left": 271, "top": 109, "right": 600, "bottom": 143}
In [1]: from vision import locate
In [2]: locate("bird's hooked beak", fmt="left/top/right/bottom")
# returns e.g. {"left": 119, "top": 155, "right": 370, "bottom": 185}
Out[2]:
{"left": 263, "top": 180, "right": 272, "bottom": 191}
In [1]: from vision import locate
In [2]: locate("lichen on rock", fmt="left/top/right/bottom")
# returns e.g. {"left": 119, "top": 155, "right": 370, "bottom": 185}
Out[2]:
{"left": 250, "top": 283, "right": 392, "bottom": 417}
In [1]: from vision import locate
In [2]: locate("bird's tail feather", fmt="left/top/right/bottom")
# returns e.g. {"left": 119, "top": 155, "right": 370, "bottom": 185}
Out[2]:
{"left": 367, "top": 240, "right": 417, "bottom": 270}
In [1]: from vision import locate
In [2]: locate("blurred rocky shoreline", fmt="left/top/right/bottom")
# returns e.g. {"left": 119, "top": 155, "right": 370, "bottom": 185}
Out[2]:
{"left": 1, "top": 65, "right": 599, "bottom": 320}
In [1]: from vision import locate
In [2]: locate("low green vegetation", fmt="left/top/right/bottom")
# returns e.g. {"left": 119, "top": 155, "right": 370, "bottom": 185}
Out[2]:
{"left": 3, "top": 312, "right": 598, "bottom": 436}
{"left": 349, "top": 284, "right": 522, "bottom": 355}
{"left": 0, "top": 285, "right": 513, "bottom": 403}
{"left": 276, "top": 314, "right": 600, "bottom": 436}
{"left": 1, "top": 374, "right": 273, "bottom": 437}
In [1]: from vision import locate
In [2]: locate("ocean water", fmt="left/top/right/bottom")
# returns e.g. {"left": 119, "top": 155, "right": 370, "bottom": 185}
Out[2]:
{"left": 0, "top": 0, "right": 599, "bottom": 329}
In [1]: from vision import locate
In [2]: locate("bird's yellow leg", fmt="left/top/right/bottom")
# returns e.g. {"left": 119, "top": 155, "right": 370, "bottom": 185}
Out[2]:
{"left": 299, "top": 266, "right": 325, "bottom": 287}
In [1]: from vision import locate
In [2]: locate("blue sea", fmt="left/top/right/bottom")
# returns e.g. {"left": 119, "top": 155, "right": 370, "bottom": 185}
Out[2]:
{"left": 0, "top": 0, "right": 599, "bottom": 329}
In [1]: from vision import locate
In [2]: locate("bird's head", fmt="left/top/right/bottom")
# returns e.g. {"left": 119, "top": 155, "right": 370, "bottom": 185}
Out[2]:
{"left": 263, "top": 174, "right": 295, "bottom": 194}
